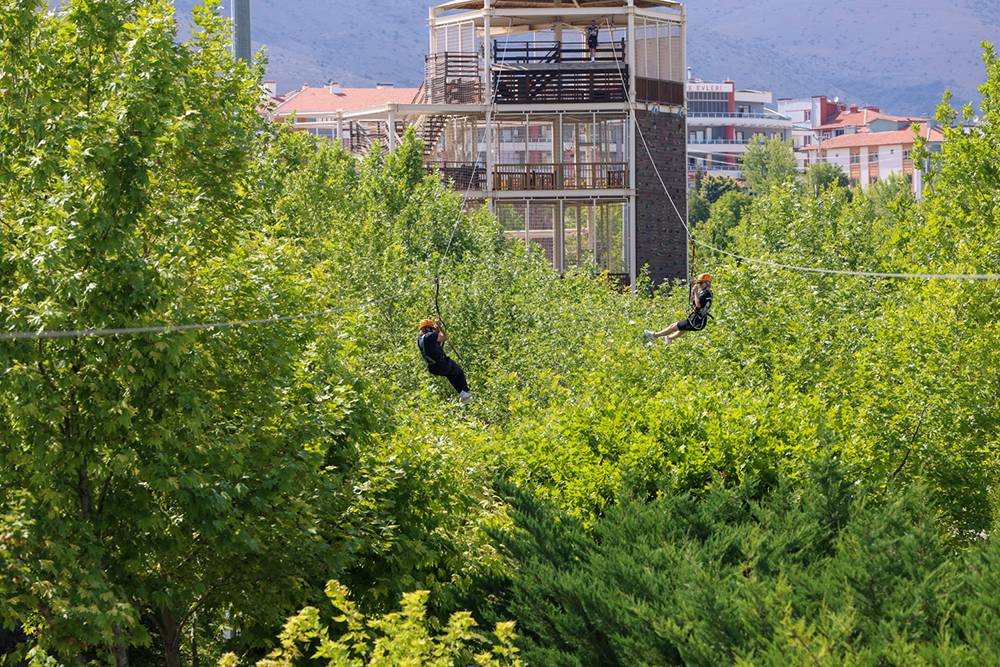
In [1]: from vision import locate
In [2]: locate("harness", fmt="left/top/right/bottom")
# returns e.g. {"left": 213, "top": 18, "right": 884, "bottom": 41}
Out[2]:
{"left": 417, "top": 332, "right": 444, "bottom": 366}
{"left": 687, "top": 290, "right": 713, "bottom": 332}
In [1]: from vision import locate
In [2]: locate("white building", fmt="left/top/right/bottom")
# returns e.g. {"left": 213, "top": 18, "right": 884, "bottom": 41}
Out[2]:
{"left": 687, "top": 79, "right": 792, "bottom": 183}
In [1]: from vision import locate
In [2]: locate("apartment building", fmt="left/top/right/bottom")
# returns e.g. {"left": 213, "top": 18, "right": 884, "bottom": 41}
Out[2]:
{"left": 801, "top": 123, "right": 944, "bottom": 196}
{"left": 310, "top": 0, "right": 688, "bottom": 285}
{"left": 777, "top": 95, "right": 930, "bottom": 171}
{"left": 687, "top": 79, "right": 792, "bottom": 183}
{"left": 776, "top": 95, "right": 847, "bottom": 167}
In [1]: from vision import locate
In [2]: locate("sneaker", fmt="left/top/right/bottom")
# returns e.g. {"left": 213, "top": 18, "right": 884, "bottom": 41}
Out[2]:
{"left": 643, "top": 329, "right": 655, "bottom": 341}
{"left": 661, "top": 336, "right": 673, "bottom": 346}
{"left": 459, "top": 391, "right": 473, "bottom": 403}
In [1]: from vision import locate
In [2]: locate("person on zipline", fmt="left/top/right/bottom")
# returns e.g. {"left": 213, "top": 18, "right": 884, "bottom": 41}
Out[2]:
{"left": 645, "top": 273, "right": 714, "bottom": 346}
{"left": 418, "top": 319, "right": 473, "bottom": 403}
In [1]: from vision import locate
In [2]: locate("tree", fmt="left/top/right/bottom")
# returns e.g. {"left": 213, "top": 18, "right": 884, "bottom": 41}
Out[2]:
{"left": 699, "top": 174, "right": 742, "bottom": 204}
{"left": 475, "top": 464, "right": 1000, "bottom": 666}
{"left": 742, "top": 134, "right": 798, "bottom": 194}
{"left": 0, "top": 2, "right": 366, "bottom": 663}
{"left": 805, "top": 162, "right": 849, "bottom": 194}
{"left": 695, "top": 190, "right": 753, "bottom": 250}
{"left": 687, "top": 189, "right": 710, "bottom": 227}
{"left": 237, "top": 581, "right": 521, "bottom": 667}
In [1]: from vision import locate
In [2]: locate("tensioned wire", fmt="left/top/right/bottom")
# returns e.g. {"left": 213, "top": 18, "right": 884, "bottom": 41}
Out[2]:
{"left": 0, "top": 291, "right": 412, "bottom": 341}
{"left": 603, "top": 18, "right": 999, "bottom": 282}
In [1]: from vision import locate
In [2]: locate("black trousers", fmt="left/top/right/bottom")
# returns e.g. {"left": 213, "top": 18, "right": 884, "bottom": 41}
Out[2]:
{"left": 427, "top": 358, "right": 469, "bottom": 394}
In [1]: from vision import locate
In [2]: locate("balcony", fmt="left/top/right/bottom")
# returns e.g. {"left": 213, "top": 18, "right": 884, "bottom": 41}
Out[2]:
{"left": 426, "top": 161, "right": 487, "bottom": 191}
{"left": 494, "top": 162, "right": 628, "bottom": 191}
{"left": 687, "top": 111, "right": 792, "bottom": 130}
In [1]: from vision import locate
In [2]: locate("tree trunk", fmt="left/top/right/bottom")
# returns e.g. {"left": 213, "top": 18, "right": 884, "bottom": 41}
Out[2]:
{"left": 112, "top": 626, "right": 129, "bottom": 667}
{"left": 160, "top": 609, "right": 181, "bottom": 667}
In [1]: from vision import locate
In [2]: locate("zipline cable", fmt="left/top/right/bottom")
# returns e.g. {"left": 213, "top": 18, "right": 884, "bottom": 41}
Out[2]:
{"left": 604, "top": 19, "right": 1000, "bottom": 282}
{"left": 0, "top": 291, "right": 413, "bottom": 342}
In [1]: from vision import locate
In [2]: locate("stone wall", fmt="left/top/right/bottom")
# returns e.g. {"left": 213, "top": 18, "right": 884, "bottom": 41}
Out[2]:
{"left": 634, "top": 109, "right": 688, "bottom": 285}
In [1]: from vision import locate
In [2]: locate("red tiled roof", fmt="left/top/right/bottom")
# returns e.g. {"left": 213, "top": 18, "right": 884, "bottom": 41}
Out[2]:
{"left": 803, "top": 124, "right": 945, "bottom": 150}
{"left": 272, "top": 85, "right": 420, "bottom": 115}
{"left": 815, "top": 108, "right": 922, "bottom": 131}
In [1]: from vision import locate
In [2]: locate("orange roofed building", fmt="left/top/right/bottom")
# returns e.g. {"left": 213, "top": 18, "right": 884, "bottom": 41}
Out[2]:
{"left": 802, "top": 122, "right": 944, "bottom": 197}
{"left": 269, "top": 81, "right": 420, "bottom": 144}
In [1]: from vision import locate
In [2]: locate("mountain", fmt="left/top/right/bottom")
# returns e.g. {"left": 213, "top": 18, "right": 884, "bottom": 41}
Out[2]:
{"left": 116, "top": 1, "right": 1000, "bottom": 114}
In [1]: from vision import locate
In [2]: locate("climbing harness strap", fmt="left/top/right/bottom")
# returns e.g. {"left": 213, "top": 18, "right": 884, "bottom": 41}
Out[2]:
{"left": 417, "top": 332, "right": 442, "bottom": 366}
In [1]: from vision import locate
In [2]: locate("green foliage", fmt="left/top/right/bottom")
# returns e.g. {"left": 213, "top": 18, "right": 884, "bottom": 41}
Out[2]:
{"left": 235, "top": 580, "right": 520, "bottom": 667}
{"left": 742, "top": 134, "right": 798, "bottom": 194}
{"left": 480, "top": 460, "right": 1000, "bottom": 666}
{"left": 805, "top": 162, "right": 849, "bottom": 194}
{"left": 699, "top": 174, "right": 743, "bottom": 204}
{"left": 694, "top": 190, "right": 753, "bottom": 250}
{"left": 687, "top": 188, "right": 710, "bottom": 227}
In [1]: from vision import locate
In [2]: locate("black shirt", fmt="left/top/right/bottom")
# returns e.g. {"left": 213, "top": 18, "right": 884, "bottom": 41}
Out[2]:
{"left": 693, "top": 287, "right": 713, "bottom": 318}
{"left": 586, "top": 26, "right": 599, "bottom": 48}
{"left": 418, "top": 331, "right": 446, "bottom": 365}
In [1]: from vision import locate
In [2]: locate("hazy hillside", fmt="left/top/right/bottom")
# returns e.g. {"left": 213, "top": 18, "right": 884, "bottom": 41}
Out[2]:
{"left": 172, "top": 0, "right": 998, "bottom": 113}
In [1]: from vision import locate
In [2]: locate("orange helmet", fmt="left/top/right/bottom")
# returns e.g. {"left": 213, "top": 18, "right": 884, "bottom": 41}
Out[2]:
{"left": 697, "top": 273, "right": 713, "bottom": 283}
{"left": 418, "top": 319, "right": 436, "bottom": 329}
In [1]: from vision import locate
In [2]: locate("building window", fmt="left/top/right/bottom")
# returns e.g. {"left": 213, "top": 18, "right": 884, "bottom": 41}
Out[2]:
{"left": 850, "top": 153, "right": 860, "bottom": 165}
{"left": 869, "top": 176, "right": 878, "bottom": 184}
{"left": 307, "top": 127, "right": 337, "bottom": 140}
{"left": 835, "top": 129, "right": 845, "bottom": 137}
{"left": 804, "top": 110, "right": 812, "bottom": 122}
{"left": 868, "top": 152, "right": 878, "bottom": 163}
{"left": 803, "top": 136, "right": 812, "bottom": 145}
{"left": 903, "top": 149, "right": 912, "bottom": 160}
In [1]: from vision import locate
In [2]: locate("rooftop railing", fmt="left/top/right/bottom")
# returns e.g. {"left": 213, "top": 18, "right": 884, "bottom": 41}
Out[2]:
{"left": 425, "top": 52, "right": 483, "bottom": 104}
{"left": 493, "top": 40, "right": 626, "bottom": 65}
{"left": 688, "top": 111, "right": 792, "bottom": 121}
{"left": 687, "top": 138, "right": 752, "bottom": 145}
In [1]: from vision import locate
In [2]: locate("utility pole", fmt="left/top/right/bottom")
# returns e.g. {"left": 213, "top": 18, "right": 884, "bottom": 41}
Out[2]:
{"left": 232, "top": 0, "right": 251, "bottom": 62}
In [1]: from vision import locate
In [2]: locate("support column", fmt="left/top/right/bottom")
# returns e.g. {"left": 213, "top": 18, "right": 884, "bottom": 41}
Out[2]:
{"left": 554, "top": 112, "right": 563, "bottom": 189}
{"left": 483, "top": 3, "right": 493, "bottom": 101}
{"left": 387, "top": 105, "right": 398, "bottom": 150}
{"left": 484, "top": 0, "right": 495, "bottom": 205}
{"left": 232, "top": 0, "right": 251, "bottom": 62}
{"left": 627, "top": 5, "right": 638, "bottom": 286}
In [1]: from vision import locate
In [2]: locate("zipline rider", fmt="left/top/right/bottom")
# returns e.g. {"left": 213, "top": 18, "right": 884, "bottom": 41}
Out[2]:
{"left": 645, "top": 273, "right": 714, "bottom": 346}
{"left": 418, "top": 319, "right": 473, "bottom": 403}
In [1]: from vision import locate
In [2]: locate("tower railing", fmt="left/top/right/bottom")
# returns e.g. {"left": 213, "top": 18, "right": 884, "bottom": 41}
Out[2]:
{"left": 425, "top": 52, "right": 483, "bottom": 104}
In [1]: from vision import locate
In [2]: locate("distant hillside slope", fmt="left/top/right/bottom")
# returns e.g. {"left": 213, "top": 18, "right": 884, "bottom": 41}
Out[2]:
{"left": 163, "top": 0, "right": 1000, "bottom": 113}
